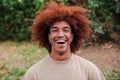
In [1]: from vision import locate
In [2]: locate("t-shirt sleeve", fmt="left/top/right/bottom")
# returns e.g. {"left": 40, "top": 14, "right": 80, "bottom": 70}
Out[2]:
{"left": 22, "top": 63, "right": 39, "bottom": 80}
{"left": 88, "top": 62, "right": 106, "bottom": 80}
{"left": 22, "top": 60, "right": 43, "bottom": 80}
{"left": 22, "top": 71, "right": 34, "bottom": 80}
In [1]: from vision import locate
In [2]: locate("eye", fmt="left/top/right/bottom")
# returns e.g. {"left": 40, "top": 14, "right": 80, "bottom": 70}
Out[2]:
{"left": 64, "top": 28, "right": 71, "bottom": 33}
{"left": 51, "top": 29, "right": 58, "bottom": 32}
{"left": 64, "top": 29, "right": 70, "bottom": 32}
{"left": 63, "top": 26, "right": 71, "bottom": 33}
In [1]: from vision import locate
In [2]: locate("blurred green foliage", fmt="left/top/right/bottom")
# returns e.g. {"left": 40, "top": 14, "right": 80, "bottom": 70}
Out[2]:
{"left": 86, "top": 0, "right": 120, "bottom": 43}
{"left": 0, "top": 0, "right": 48, "bottom": 41}
{"left": 0, "top": 0, "right": 120, "bottom": 43}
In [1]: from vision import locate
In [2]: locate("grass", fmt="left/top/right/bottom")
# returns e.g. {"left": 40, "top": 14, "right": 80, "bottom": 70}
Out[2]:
{"left": 104, "top": 69, "right": 120, "bottom": 80}
{"left": 0, "top": 41, "right": 120, "bottom": 80}
{"left": 0, "top": 41, "right": 47, "bottom": 80}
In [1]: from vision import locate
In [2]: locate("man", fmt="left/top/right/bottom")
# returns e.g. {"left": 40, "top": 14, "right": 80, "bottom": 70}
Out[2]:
{"left": 23, "top": 1, "right": 105, "bottom": 80}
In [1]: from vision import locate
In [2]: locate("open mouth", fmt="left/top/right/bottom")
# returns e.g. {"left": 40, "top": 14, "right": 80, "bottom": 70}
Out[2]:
{"left": 56, "top": 40, "right": 66, "bottom": 44}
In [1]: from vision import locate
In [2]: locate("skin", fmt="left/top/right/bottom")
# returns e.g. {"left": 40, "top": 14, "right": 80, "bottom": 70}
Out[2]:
{"left": 48, "top": 21, "right": 73, "bottom": 61}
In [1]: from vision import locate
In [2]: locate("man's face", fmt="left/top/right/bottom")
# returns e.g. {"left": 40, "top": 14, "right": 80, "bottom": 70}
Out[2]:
{"left": 48, "top": 21, "right": 73, "bottom": 53}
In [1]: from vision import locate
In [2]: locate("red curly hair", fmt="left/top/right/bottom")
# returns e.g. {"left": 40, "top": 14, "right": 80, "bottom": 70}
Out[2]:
{"left": 31, "top": 1, "right": 91, "bottom": 53}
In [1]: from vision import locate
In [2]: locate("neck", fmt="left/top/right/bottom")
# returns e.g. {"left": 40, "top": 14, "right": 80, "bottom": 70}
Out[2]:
{"left": 50, "top": 50, "right": 72, "bottom": 61}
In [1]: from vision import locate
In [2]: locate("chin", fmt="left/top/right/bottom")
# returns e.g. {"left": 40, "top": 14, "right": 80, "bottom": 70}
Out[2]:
{"left": 56, "top": 49, "right": 67, "bottom": 54}
{"left": 56, "top": 47, "right": 67, "bottom": 51}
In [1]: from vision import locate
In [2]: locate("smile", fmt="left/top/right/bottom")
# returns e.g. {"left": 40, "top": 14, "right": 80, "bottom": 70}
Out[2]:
{"left": 56, "top": 40, "right": 66, "bottom": 44}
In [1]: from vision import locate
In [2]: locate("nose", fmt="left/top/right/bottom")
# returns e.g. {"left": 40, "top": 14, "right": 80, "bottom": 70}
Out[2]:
{"left": 57, "top": 31, "right": 64, "bottom": 38}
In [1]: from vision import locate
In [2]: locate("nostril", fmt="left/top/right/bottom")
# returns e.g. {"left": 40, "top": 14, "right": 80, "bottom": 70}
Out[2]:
{"left": 57, "top": 32, "right": 64, "bottom": 37}
{"left": 58, "top": 35, "right": 64, "bottom": 38}
{"left": 57, "top": 34, "right": 64, "bottom": 38}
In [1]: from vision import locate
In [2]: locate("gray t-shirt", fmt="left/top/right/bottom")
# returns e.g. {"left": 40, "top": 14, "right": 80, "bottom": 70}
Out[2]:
{"left": 23, "top": 54, "right": 105, "bottom": 80}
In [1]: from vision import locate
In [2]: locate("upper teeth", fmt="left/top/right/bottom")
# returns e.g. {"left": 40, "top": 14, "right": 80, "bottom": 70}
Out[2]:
{"left": 56, "top": 40, "right": 65, "bottom": 43}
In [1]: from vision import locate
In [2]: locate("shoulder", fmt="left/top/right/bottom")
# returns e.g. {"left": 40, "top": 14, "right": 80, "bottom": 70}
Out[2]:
{"left": 73, "top": 54, "right": 96, "bottom": 67}
{"left": 73, "top": 54, "right": 105, "bottom": 80}
{"left": 73, "top": 54, "right": 100, "bottom": 71}
{"left": 28, "top": 56, "right": 47, "bottom": 72}
{"left": 23, "top": 55, "right": 48, "bottom": 80}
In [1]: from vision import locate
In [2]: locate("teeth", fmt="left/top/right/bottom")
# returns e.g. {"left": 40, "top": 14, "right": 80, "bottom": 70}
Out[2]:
{"left": 56, "top": 40, "right": 65, "bottom": 43}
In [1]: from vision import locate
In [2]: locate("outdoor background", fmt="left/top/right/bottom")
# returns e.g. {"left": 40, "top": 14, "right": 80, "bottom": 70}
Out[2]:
{"left": 0, "top": 0, "right": 120, "bottom": 80}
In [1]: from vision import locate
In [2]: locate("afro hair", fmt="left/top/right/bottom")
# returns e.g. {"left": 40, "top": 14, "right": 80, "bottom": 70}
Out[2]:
{"left": 30, "top": 1, "right": 91, "bottom": 53}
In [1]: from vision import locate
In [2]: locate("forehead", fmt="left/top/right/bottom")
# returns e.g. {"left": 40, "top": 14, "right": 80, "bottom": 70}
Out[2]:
{"left": 50, "top": 21, "right": 71, "bottom": 29}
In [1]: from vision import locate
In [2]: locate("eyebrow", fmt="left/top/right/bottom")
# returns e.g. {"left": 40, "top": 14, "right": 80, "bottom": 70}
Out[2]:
{"left": 64, "top": 26, "right": 71, "bottom": 29}
{"left": 50, "top": 26, "right": 71, "bottom": 31}
{"left": 51, "top": 26, "right": 71, "bottom": 29}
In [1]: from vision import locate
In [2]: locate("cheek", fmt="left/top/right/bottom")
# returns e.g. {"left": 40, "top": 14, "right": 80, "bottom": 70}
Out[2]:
{"left": 48, "top": 34, "right": 51, "bottom": 42}
{"left": 67, "top": 34, "right": 73, "bottom": 43}
{"left": 70, "top": 35, "right": 73, "bottom": 43}
{"left": 48, "top": 34, "right": 55, "bottom": 42}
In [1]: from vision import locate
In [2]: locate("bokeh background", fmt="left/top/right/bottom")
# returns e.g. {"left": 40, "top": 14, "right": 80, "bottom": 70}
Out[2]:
{"left": 0, "top": 0, "right": 120, "bottom": 80}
